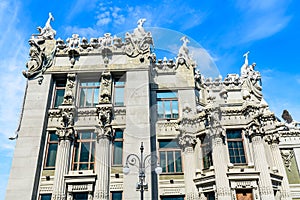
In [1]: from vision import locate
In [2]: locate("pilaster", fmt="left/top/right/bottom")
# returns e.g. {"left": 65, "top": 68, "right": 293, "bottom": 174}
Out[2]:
{"left": 178, "top": 134, "right": 199, "bottom": 200}
{"left": 94, "top": 105, "right": 113, "bottom": 200}
{"left": 251, "top": 135, "right": 275, "bottom": 200}
{"left": 268, "top": 138, "right": 292, "bottom": 200}
{"left": 212, "top": 134, "right": 231, "bottom": 200}
{"left": 52, "top": 106, "right": 75, "bottom": 200}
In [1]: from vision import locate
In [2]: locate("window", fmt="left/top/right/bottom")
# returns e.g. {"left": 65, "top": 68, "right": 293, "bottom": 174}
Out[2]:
{"left": 112, "top": 130, "right": 123, "bottom": 166}
{"left": 205, "top": 192, "right": 215, "bottom": 200}
{"left": 53, "top": 79, "right": 66, "bottom": 108}
{"left": 44, "top": 131, "right": 59, "bottom": 169}
{"left": 161, "top": 196, "right": 184, "bottom": 200}
{"left": 227, "top": 130, "right": 246, "bottom": 164}
{"left": 114, "top": 77, "right": 125, "bottom": 106}
{"left": 111, "top": 191, "right": 122, "bottom": 200}
{"left": 236, "top": 189, "right": 253, "bottom": 200}
{"left": 73, "top": 192, "right": 88, "bottom": 200}
{"left": 157, "top": 91, "right": 178, "bottom": 119}
{"left": 159, "top": 140, "right": 182, "bottom": 173}
{"left": 40, "top": 194, "right": 52, "bottom": 200}
{"left": 79, "top": 80, "right": 100, "bottom": 107}
{"left": 72, "top": 131, "right": 96, "bottom": 170}
{"left": 201, "top": 137, "right": 213, "bottom": 169}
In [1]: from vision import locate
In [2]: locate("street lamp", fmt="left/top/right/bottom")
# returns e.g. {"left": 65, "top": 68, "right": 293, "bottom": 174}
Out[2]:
{"left": 123, "top": 142, "right": 162, "bottom": 200}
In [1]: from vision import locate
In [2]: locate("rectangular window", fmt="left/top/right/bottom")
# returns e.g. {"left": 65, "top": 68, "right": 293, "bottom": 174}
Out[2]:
{"left": 73, "top": 192, "right": 88, "bottom": 200}
{"left": 40, "top": 194, "right": 52, "bottom": 200}
{"left": 79, "top": 80, "right": 100, "bottom": 107}
{"left": 157, "top": 91, "right": 178, "bottom": 119}
{"left": 236, "top": 189, "right": 253, "bottom": 200}
{"left": 44, "top": 131, "right": 59, "bottom": 169}
{"left": 159, "top": 140, "right": 182, "bottom": 173}
{"left": 53, "top": 79, "right": 66, "bottom": 108}
{"left": 161, "top": 196, "right": 184, "bottom": 200}
{"left": 111, "top": 191, "right": 122, "bottom": 200}
{"left": 72, "top": 131, "right": 96, "bottom": 170}
{"left": 112, "top": 130, "right": 123, "bottom": 166}
{"left": 205, "top": 192, "right": 215, "bottom": 200}
{"left": 201, "top": 137, "right": 213, "bottom": 169}
{"left": 227, "top": 130, "right": 246, "bottom": 164}
{"left": 114, "top": 77, "right": 125, "bottom": 106}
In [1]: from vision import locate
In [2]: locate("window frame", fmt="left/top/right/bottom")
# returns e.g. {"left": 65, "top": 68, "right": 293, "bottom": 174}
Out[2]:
{"left": 78, "top": 79, "right": 101, "bottom": 108}
{"left": 52, "top": 79, "right": 66, "bottom": 108}
{"left": 111, "top": 191, "right": 123, "bottom": 200}
{"left": 39, "top": 194, "right": 52, "bottom": 200}
{"left": 112, "top": 129, "right": 124, "bottom": 166}
{"left": 44, "top": 131, "right": 59, "bottom": 169}
{"left": 201, "top": 137, "right": 213, "bottom": 169}
{"left": 113, "top": 76, "right": 125, "bottom": 107}
{"left": 158, "top": 140, "right": 183, "bottom": 174}
{"left": 156, "top": 91, "right": 179, "bottom": 120}
{"left": 226, "top": 129, "right": 247, "bottom": 165}
{"left": 72, "top": 131, "right": 96, "bottom": 171}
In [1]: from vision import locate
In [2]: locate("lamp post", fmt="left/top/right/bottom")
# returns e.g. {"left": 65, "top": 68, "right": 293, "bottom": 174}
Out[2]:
{"left": 123, "top": 142, "right": 162, "bottom": 200}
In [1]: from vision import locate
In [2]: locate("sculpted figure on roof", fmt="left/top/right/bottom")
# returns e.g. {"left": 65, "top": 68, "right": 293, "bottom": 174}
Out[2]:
{"left": 36, "top": 12, "right": 56, "bottom": 40}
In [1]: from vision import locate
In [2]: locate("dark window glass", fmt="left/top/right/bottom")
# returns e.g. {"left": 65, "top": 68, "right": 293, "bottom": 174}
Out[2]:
{"left": 157, "top": 92, "right": 178, "bottom": 119}
{"left": 72, "top": 131, "right": 96, "bottom": 170}
{"left": 113, "top": 130, "right": 123, "bottom": 165}
{"left": 201, "top": 136, "right": 213, "bottom": 169}
{"left": 159, "top": 140, "right": 182, "bottom": 173}
{"left": 73, "top": 192, "right": 88, "bottom": 200}
{"left": 79, "top": 81, "right": 100, "bottom": 107}
{"left": 111, "top": 191, "right": 122, "bottom": 200}
{"left": 161, "top": 196, "right": 184, "bottom": 200}
{"left": 40, "top": 194, "right": 52, "bottom": 200}
{"left": 53, "top": 80, "right": 66, "bottom": 108}
{"left": 114, "top": 78, "right": 125, "bottom": 106}
{"left": 44, "top": 132, "right": 59, "bottom": 169}
{"left": 227, "top": 130, "right": 246, "bottom": 164}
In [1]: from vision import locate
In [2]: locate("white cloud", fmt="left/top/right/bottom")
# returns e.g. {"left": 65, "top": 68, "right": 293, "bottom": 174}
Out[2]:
{"left": 235, "top": 0, "right": 292, "bottom": 43}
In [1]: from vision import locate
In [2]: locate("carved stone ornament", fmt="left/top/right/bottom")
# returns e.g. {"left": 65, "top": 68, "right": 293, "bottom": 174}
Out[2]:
{"left": 56, "top": 107, "right": 75, "bottom": 140}
{"left": 62, "top": 73, "right": 76, "bottom": 105}
{"left": 175, "top": 36, "right": 196, "bottom": 69}
{"left": 97, "top": 105, "right": 112, "bottom": 128}
{"left": 177, "top": 132, "right": 196, "bottom": 149}
{"left": 281, "top": 149, "right": 294, "bottom": 171}
{"left": 124, "top": 18, "right": 153, "bottom": 58}
{"left": 99, "top": 71, "right": 112, "bottom": 104}
{"left": 66, "top": 34, "right": 80, "bottom": 66}
{"left": 34, "top": 12, "right": 56, "bottom": 40}
{"left": 22, "top": 38, "right": 57, "bottom": 84}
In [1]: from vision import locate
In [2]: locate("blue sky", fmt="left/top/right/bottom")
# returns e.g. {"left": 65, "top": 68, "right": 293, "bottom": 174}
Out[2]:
{"left": 1, "top": 0, "right": 300, "bottom": 198}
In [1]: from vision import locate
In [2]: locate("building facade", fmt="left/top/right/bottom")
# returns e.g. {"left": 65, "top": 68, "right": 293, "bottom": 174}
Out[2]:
{"left": 6, "top": 15, "right": 300, "bottom": 200}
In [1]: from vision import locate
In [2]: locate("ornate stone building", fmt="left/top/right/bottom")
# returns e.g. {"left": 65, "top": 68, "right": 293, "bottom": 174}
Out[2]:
{"left": 6, "top": 14, "right": 300, "bottom": 200}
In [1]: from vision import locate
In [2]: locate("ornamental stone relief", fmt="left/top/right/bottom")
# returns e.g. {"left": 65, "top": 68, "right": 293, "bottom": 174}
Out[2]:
{"left": 62, "top": 73, "right": 76, "bottom": 105}
{"left": 124, "top": 18, "right": 153, "bottom": 58}
{"left": 99, "top": 71, "right": 112, "bottom": 104}
{"left": 281, "top": 149, "right": 294, "bottom": 171}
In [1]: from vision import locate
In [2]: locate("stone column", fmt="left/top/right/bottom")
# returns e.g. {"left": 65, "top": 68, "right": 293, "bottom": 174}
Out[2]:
{"left": 94, "top": 126, "right": 111, "bottom": 200}
{"left": 212, "top": 134, "right": 232, "bottom": 200}
{"left": 251, "top": 135, "right": 275, "bottom": 200}
{"left": 52, "top": 108, "right": 74, "bottom": 200}
{"left": 178, "top": 132, "right": 199, "bottom": 200}
{"left": 94, "top": 105, "right": 112, "bottom": 200}
{"left": 269, "top": 140, "right": 291, "bottom": 200}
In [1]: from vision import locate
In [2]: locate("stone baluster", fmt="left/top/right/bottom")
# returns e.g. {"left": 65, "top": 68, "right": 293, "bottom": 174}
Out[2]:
{"left": 251, "top": 134, "right": 275, "bottom": 200}
{"left": 268, "top": 136, "right": 292, "bottom": 200}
